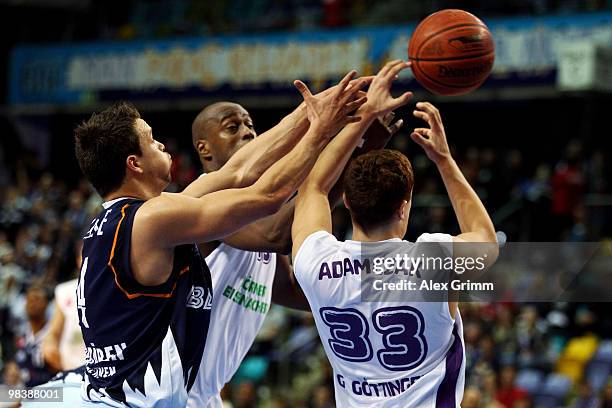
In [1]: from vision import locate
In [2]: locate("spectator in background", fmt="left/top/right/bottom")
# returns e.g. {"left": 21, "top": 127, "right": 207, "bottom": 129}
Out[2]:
{"left": 0, "top": 360, "right": 22, "bottom": 408}
{"left": 495, "top": 365, "right": 528, "bottom": 408}
{"left": 551, "top": 140, "right": 585, "bottom": 239}
{"left": 479, "top": 370, "right": 504, "bottom": 408}
{"left": 602, "top": 378, "right": 612, "bottom": 408}
{"left": 309, "top": 384, "right": 334, "bottom": 408}
{"left": 0, "top": 249, "right": 26, "bottom": 359}
{"left": 572, "top": 378, "right": 601, "bottom": 408}
{"left": 462, "top": 386, "right": 483, "bottom": 408}
{"left": 14, "top": 283, "right": 56, "bottom": 387}
{"left": 234, "top": 380, "right": 257, "bottom": 408}
{"left": 516, "top": 306, "right": 547, "bottom": 368}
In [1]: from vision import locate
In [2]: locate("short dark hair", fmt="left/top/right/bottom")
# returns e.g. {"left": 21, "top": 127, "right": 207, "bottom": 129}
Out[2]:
{"left": 344, "top": 149, "right": 414, "bottom": 229}
{"left": 74, "top": 102, "right": 142, "bottom": 197}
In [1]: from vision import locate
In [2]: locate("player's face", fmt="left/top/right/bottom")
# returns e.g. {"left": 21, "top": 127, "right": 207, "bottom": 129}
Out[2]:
{"left": 135, "top": 118, "right": 172, "bottom": 186}
{"left": 207, "top": 104, "right": 256, "bottom": 168}
{"left": 25, "top": 289, "right": 47, "bottom": 319}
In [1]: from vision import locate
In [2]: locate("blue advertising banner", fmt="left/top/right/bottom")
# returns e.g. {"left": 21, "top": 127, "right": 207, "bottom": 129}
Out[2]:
{"left": 8, "top": 12, "right": 612, "bottom": 105}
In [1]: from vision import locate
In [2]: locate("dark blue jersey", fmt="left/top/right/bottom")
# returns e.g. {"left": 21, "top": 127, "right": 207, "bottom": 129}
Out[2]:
{"left": 14, "top": 322, "right": 55, "bottom": 387}
{"left": 77, "top": 197, "right": 212, "bottom": 407}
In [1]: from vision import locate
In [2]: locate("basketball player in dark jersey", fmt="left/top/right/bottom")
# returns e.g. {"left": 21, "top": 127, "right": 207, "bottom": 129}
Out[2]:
{"left": 73, "top": 71, "right": 370, "bottom": 407}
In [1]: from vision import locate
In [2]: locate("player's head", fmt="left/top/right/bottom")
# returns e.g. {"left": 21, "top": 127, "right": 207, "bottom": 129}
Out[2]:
{"left": 191, "top": 102, "right": 256, "bottom": 172}
{"left": 25, "top": 283, "right": 49, "bottom": 321}
{"left": 343, "top": 149, "right": 414, "bottom": 236}
{"left": 74, "top": 102, "right": 172, "bottom": 198}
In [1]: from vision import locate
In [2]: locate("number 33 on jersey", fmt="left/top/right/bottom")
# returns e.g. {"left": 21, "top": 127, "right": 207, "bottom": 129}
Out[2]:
{"left": 294, "top": 231, "right": 465, "bottom": 408}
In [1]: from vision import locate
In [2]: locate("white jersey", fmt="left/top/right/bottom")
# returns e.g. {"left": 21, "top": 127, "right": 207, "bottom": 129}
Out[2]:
{"left": 187, "top": 243, "right": 276, "bottom": 408}
{"left": 54, "top": 279, "right": 86, "bottom": 370}
{"left": 294, "top": 231, "right": 465, "bottom": 408}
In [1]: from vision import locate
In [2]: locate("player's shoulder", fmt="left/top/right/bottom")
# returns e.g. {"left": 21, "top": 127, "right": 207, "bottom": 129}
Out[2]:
{"left": 208, "top": 242, "right": 276, "bottom": 264}
{"left": 415, "top": 232, "right": 454, "bottom": 243}
{"left": 415, "top": 232, "right": 453, "bottom": 256}
{"left": 294, "top": 230, "right": 340, "bottom": 266}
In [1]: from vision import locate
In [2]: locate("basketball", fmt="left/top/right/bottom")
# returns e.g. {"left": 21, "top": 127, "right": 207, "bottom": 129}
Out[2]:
{"left": 408, "top": 9, "right": 495, "bottom": 96}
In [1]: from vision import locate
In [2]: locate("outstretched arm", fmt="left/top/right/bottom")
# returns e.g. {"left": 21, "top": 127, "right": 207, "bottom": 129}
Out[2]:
{"left": 410, "top": 102, "right": 498, "bottom": 254}
{"left": 133, "top": 71, "right": 368, "bottom": 285}
{"left": 292, "top": 60, "right": 413, "bottom": 258}
{"left": 217, "top": 112, "right": 404, "bottom": 255}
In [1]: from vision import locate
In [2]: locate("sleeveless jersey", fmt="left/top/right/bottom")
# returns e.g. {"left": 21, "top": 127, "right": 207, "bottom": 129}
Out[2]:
{"left": 293, "top": 231, "right": 465, "bottom": 408}
{"left": 54, "top": 279, "right": 85, "bottom": 370}
{"left": 77, "top": 197, "right": 213, "bottom": 407}
{"left": 187, "top": 243, "right": 276, "bottom": 408}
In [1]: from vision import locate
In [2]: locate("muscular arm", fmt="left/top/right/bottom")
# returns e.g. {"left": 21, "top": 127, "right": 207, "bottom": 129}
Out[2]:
{"left": 137, "top": 126, "right": 329, "bottom": 249}
{"left": 292, "top": 61, "right": 413, "bottom": 257}
{"left": 182, "top": 78, "right": 375, "bottom": 199}
{"left": 411, "top": 102, "right": 497, "bottom": 246}
{"left": 437, "top": 158, "right": 497, "bottom": 244}
{"left": 411, "top": 102, "right": 498, "bottom": 319}
{"left": 133, "top": 71, "right": 368, "bottom": 286}
{"left": 219, "top": 113, "right": 404, "bottom": 254}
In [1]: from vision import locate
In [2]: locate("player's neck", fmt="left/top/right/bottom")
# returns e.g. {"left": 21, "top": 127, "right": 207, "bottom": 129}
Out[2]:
{"left": 105, "top": 179, "right": 163, "bottom": 202}
{"left": 351, "top": 222, "right": 403, "bottom": 243}
{"left": 29, "top": 316, "right": 46, "bottom": 334}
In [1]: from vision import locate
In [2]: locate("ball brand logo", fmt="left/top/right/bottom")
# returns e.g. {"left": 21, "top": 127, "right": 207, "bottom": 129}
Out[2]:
{"left": 448, "top": 34, "right": 487, "bottom": 52}
{"left": 437, "top": 61, "right": 493, "bottom": 78}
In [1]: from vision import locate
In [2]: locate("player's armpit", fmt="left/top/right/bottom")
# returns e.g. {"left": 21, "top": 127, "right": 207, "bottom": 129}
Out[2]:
{"left": 271, "top": 255, "right": 310, "bottom": 311}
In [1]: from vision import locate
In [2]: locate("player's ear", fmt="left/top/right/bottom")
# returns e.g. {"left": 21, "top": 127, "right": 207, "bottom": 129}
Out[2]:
{"left": 397, "top": 200, "right": 409, "bottom": 221}
{"left": 126, "top": 154, "right": 144, "bottom": 175}
{"left": 342, "top": 192, "right": 351, "bottom": 210}
{"left": 196, "top": 139, "right": 213, "bottom": 162}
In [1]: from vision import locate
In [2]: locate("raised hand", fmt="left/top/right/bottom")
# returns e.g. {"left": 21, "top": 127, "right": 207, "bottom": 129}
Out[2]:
{"left": 313, "top": 76, "right": 374, "bottom": 100}
{"left": 294, "top": 70, "right": 371, "bottom": 139}
{"left": 362, "top": 60, "right": 413, "bottom": 118}
{"left": 411, "top": 102, "right": 452, "bottom": 165}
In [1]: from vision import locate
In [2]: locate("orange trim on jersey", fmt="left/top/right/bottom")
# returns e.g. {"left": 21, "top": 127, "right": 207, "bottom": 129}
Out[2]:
{"left": 107, "top": 203, "right": 180, "bottom": 300}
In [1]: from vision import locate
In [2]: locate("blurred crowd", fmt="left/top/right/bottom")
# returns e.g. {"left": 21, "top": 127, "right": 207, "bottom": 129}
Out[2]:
{"left": 114, "top": 0, "right": 612, "bottom": 38}
{"left": 4, "top": 0, "right": 612, "bottom": 46}
{"left": 0, "top": 131, "right": 611, "bottom": 407}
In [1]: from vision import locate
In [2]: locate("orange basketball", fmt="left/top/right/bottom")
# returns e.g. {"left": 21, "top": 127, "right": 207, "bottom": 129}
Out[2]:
{"left": 408, "top": 9, "right": 495, "bottom": 96}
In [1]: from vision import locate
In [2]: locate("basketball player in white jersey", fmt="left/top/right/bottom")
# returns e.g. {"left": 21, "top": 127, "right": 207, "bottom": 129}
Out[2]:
{"left": 42, "top": 242, "right": 86, "bottom": 372}
{"left": 291, "top": 69, "right": 499, "bottom": 406}
{"left": 187, "top": 72, "right": 407, "bottom": 407}
{"left": 73, "top": 71, "right": 370, "bottom": 407}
